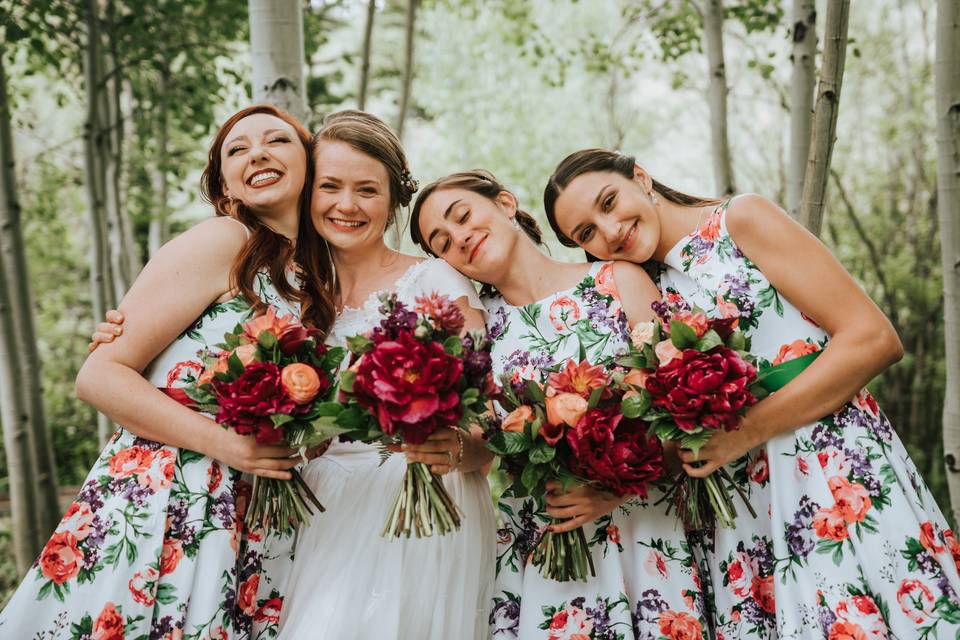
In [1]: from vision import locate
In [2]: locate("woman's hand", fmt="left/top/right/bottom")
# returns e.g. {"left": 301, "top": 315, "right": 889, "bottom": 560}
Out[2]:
{"left": 544, "top": 480, "right": 626, "bottom": 533}
{"left": 206, "top": 429, "right": 303, "bottom": 480}
{"left": 677, "top": 419, "right": 761, "bottom": 478}
{"left": 88, "top": 309, "right": 125, "bottom": 352}
{"left": 399, "top": 428, "right": 463, "bottom": 476}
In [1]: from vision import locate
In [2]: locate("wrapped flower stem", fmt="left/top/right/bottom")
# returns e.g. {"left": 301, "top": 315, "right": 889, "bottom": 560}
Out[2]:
{"left": 246, "top": 471, "right": 325, "bottom": 532}
{"left": 532, "top": 522, "right": 596, "bottom": 583}
{"left": 660, "top": 467, "right": 756, "bottom": 530}
{"left": 381, "top": 461, "right": 462, "bottom": 538}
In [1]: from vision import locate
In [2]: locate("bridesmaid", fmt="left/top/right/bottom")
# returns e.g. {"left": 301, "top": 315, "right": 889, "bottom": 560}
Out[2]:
{"left": 0, "top": 105, "right": 336, "bottom": 639}
{"left": 411, "top": 170, "right": 710, "bottom": 640}
{"left": 543, "top": 148, "right": 960, "bottom": 638}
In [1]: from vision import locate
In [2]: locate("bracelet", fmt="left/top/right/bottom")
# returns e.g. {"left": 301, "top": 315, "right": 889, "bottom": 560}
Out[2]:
{"left": 449, "top": 427, "right": 464, "bottom": 469}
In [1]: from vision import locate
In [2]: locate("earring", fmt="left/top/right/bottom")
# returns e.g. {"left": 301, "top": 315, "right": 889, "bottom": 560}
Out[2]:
{"left": 649, "top": 192, "right": 659, "bottom": 205}
{"left": 511, "top": 217, "right": 521, "bottom": 230}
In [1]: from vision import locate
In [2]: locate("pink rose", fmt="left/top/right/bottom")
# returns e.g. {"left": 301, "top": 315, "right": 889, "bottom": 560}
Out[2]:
{"left": 502, "top": 406, "right": 533, "bottom": 433}
{"left": 545, "top": 392, "right": 588, "bottom": 428}
{"left": 654, "top": 339, "right": 683, "bottom": 365}
{"left": 233, "top": 343, "right": 259, "bottom": 367}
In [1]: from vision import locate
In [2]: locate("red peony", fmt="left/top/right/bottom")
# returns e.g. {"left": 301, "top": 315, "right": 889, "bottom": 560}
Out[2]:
{"left": 214, "top": 362, "right": 302, "bottom": 445}
{"left": 751, "top": 575, "right": 776, "bottom": 614}
{"left": 565, "top": 405, "right": 664, "bottom": 497}
{"left": 646, "top": 347, "right": 757, "bottom": 433}
{"left": 92, "top": 601, "right": 125, "bottom": 640}
{"left": 351, "top": 331, "right": 463, "bottom": 444}
{"left": 39, "top": 531, "right": 83, "bottom": 585}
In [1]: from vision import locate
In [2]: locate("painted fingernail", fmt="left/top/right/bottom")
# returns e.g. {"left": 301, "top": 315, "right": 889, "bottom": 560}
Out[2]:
{"left": 114, "top": 328, "right": 122, "bottom": 334}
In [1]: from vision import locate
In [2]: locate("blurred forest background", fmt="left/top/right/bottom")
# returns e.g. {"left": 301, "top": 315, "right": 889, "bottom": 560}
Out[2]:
{"left": 1, "top": 0, "right": 958, "bottom": 605}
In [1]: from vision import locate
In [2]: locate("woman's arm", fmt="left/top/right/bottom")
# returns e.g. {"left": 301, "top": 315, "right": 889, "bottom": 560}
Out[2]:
{"left": 681, "top": 194, "right": 903, "bottom": 476}
{"left": 76, "top": 217, "right": 300, "bottom": 479}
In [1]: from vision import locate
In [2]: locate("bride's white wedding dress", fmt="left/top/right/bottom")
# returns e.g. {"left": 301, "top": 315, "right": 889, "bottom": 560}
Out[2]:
{"left": 278, "top": 258, "right": 496, "bottom": 640}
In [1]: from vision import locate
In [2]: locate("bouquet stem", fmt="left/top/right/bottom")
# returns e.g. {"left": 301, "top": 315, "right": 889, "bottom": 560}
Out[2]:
{"left": 532, "top": 521, "right": 596, "bottom": 582}
{"left": 659, "top": 467, "right": 756, "bottom": 530}
{"left": 245, "top": 470, "right": 324, "bottom": 533}
{"left": 381, "top": 461, "right": 462, "bottom": 538}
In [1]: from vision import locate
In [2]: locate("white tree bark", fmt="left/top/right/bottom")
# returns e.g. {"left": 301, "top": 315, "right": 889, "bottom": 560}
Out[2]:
{"left": 787, "top": 0, "right": 817, "bottom": 219}
{"left": 148, "top": 81, "right": 170, "bottom": 259}
{"left": 799, "top": 0, "right": 850, "bottom": 237}
{"left": 0, "top": 51, "right": 42, "bottom": 574}
{"left": 248, "top": 0, "right": 308, "bottom": 122}
{"left": 701, "top": 0, "right": 735, "bottom": 196}
{"left": 357, "top": 0, "right": 377, "bottom": 110}
{"left": 395, "top": 0, "right": 418, "bottom": 140}
{"left": 936, "top": 0, "right": 960, "bottom": 524}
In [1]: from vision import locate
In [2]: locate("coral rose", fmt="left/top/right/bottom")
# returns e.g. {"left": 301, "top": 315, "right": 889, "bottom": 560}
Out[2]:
{"left": 655, "top": 339, "right": 683, "bottom": 365}
{"left": 751, "top": 575, "right": 776, "bottom": 614}
{"left": 502, "top": 406, "right": 533, "bottom": 433}
{"left": 159, "top": 537, "right": 184, "bottom": 576}
{"left": 897, "top": 579, "right": 936, "bottom": 624}
{"left": 108, "top": 446, "right": 154, "bottom": 479}
{"left": 238, "top": 574, "right": 260, "bottom": 616}
{"left": 772, "top": 339, "right": 820, "bottom": 365}
{"left": 92, "top": 601, "right": 124, "bottom": 640}
{"left": 726, "top": 551, "right": 756, "bottom": 598}
{"left": 594, "top": 263, "right": 620, "bottom": 299}
{"left": 281, "top": 363, "right": 326, "bottom": 404}
{"left": 919, "top": 522, "right": 945, "bottom": 554}
{"left": 39, "top": 531, "right": 83, "bottom": 585}
{"left": 658, "top": 610, "right": 703, "bottom": 640}
{"left": 828, "top": 620, "right": 868, "bottom": 640}
{"left": 233, "top": 343, "right": 259, "bottom": 367}
{"left": 623, "top": 368, "right": 650, "bottom": 390}
{"left": 813, "top": 507, "right": 849, "bottom": 541}
{"left": 828, "top": 476, "right": 872, "bottom": 523}
{"left": 545, "top": 392, "right": 588, "bottom": 428}
{"left": 548, "top": 296, "right": 581, "bottom": 331}
{"left": 60, "top": 501, "right": 95, "bottom": 540}
{"left": 128, "top": 566, "right": 159, "bottom": 606}
{"left": 673, "top": 311, "right": 710, "bottom": 338}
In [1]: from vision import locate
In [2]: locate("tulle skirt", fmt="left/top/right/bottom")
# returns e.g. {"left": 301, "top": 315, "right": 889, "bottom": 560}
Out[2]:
{"left": 278, "top": 439, "right": 496, "bottom": 640}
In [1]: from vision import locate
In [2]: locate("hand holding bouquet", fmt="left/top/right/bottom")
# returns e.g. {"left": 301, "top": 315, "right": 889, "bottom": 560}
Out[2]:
{"left": 618, "top": 308, "right": 765, "bottom": 530}
{"left": 487, "top": 359, "right": 665, "bottom": 582}
{"left": 171, "top": 306, "right": 346, "bottom": 532}
{"left": 331, "top": 292, "right": 495, "bottom": 538}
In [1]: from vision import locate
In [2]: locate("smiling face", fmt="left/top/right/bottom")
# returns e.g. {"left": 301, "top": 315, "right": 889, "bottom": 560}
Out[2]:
{"left": 310, "top": 140, "right": 393, "bottom": 253}
{"left": 416, "top": 187, "right": 519, "bottom": 283}
{"left": 552, "top": 170, "right": 661, "bottom": 263}
{"left": 219, "top": 113, "right": 307, "bottom": 215}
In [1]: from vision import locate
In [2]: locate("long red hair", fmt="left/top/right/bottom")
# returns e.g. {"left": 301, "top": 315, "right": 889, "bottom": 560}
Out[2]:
{"left": 200, "top": 105, "right": 336, "bottom": 333}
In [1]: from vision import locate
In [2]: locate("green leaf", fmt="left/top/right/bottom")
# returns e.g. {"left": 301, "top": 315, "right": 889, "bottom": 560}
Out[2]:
{"left": 306, "top": 416, "right": 356, "bottom": 443}
{"left": 587, "top": 386, "right": 603, "bottom": 409}
{"left": 488, "top": 431, "right": 532, "bottom": 455}
{"left": 323, "top": 347, "right": 347, "bottom": 370}
{"left": 339, "top": 370, "right": 356, "bottom": 393}
{"left": 695, "top": 329, "right": 722, "bottom": 352}
{"left": 258, "top": 331, "right": 277, "bottom": 350}
{"left": 669, "top": 320, "right": 697, "bottom": 349}
{"left": 334, "top": 407, "right": 366, "bottom": 428}
{"left": 529, "top": 443, "right": 556, "bottom": 464}
{"left": 314, "top": 401, "right": 344, "bottom": 417}
{"left": 444, "top": 335, "right": 463, "bottom": 356}
{"left": 270, "top": 413, "right": 295, "bottom": 427}
{"left": 179, "top": 450, "right": 205, "bottom": 466}
{"left": 621, "top": 392, "right": 650, "bottom": 418}
{"left": 155, "top": 582, "right": 178, "bottom": 605}
{"left": 227, "top": 352, "right": 245, "bottom": 377}
{"left": 347, "top": 335, "right": 373, "bottom": 354}
{"left": 521, "top": 464, "right": 547, "bottom": 492}
{"left": 728, "top": 331, "right": 747, "bottom": 352}
{"left": 678, "top": 429, "right": 712, "bottom": 455}
{"left": 524, "top": 379, "right": 546, "bottom": 403}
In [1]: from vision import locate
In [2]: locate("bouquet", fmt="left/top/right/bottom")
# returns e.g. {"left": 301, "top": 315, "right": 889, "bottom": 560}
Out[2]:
{"left": 487, "top": 358, "right": 666, "bottom": 582}
{"left": 617, "top": 308, "right": 766, "bottom": 530}
{"left": 329, "top": 292, "right": 495, "bottom": 538}
{"left": 170, "top": 306, "right": 346, "bottom": 532}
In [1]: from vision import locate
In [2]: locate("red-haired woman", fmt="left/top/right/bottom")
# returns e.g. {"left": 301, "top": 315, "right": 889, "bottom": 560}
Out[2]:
{"left": 0, "top": 105, "right": 336, "bottom": 639}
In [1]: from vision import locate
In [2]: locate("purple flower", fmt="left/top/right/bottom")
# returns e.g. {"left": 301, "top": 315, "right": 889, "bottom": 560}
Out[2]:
{"left": 167, "top": 498, "right": 189, "bottom": 534}
{"left": 786, "top": 496, "right": 817, "bottom": 558}
{"left": 488, "top": 306, "right": 509, "bottom": 341}
{"left": 211, "top": 492, "right": 237, "bottom": 528}
{"left": 77, "top": 480, "right": 104, "bottom": 512}
{"left": 120, "top": 481, "right": 151, "bottom": 507}
{"left": 810, "top": 423, "right": 843, "bottom": 450}
{"left": 464, "top": 348, "right": 492, "bottom": 384}
{"left": 687, "top": 236, "right": 714, "bottom": 258}
{"left": 489, "top": 596, "right": 520, "bottom": 637}
{"left": 818, "top": 604, "right": 837, "bottom": 636}
{"left": 719, "top": 272, "right": 751, "bottom": 298}
{"left": 377, "top": 299, "right": 417, "bottom": 337}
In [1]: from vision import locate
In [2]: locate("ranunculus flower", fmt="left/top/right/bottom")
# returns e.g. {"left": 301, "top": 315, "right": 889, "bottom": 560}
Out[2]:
{"left": 646, "top": 347, "right": 757, "bottom": 433}
{"left": 351, "top": 331, "right": 463, "bottom": 444}
{"left": 502, "top": 406, "right": 533, "bottom": 433}
{"left": 255, "top": 597, "right": 283, "bottom": 624}
{"left": 658, "top": 610, "right": 703, "bottom": 640}
{"left": 545, "top": 392, "right": 589, "bottom": 429}
{"left": 415, "top": 292, "right": 466, "bottom": 334}
{"left": 828, "top": 476, "right": 872, "bottom": 523}
{"left": 93, "top": 601, "right": 125, "bottom": 640}
{"left": 772, "top": 339, "right": 820, "bottom": 365}
{"left": 159, "top": 537, "right": 184, "bottom": 576}
{"left": 565, "top": 405, "right": 664, "bottom": 497}
{"left": 547, "top": 360, "right": 609, "bottom": 398}
{"left": 673, "top": 311, "right": 709, "bottom": 337}
{"left": 630, "top": 321, "right": 656, "bottom": 348}
{"left": 214, "top": 361, "right": 302, "bottom": 445}
{"left": 108, "top": 446, "right": 155, "bottom": 479}
{"left": 281, "top": 363, "right": 327, "bottom": 404}
{"left": 238, "top": 573, "right": 260, "bottom": 616}
{"left": 39, "top": 531, "right": 83, "bottom": 585}
{"left": 654, "top": 339, "right": 683, "bottom": 365}
{"left": 60, "top": 501, "right": 95, "bottom": 540}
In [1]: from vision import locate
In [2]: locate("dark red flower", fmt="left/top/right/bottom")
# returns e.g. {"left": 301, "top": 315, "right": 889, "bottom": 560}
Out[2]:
{"left": 351, "top": 331, "right": 464, "bottom": 444}
{"left": 646, "top": 347, "right": 757, "bottom": 433}
{"left": 278, "top": 324, "right": 311, "bottom": 355}
{"left": 565, "top": 405, "right": 665, "bottom": 497}
{"left": 707, "top": 316, "right": 739, "bottom": 341}
{"left": 213, "top": 362, "right": 303, "bottom": 445}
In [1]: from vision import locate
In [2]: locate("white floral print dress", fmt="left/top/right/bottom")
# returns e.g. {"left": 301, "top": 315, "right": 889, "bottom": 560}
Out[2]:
{"left": 0, "top": 272, "right": 300, "bottom": 640}
{"left": 486, "top": 261, "right": 710, "bottom": 640}
{"left": 657, "top": 197, "right": 960, "bottom": 639}
{"left": 277, "top": 258, "right": 497, "bottom": 640}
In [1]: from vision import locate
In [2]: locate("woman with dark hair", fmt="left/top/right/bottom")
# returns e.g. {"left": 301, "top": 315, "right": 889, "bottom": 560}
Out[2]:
{"left": 0, "top": 105, "right": 336, "bottom": 639}
{"left": 543, "top": 149, "right": 960, "bottom": 638}
{"left": 412, "top": 170, "right": 709, "bottom": 640}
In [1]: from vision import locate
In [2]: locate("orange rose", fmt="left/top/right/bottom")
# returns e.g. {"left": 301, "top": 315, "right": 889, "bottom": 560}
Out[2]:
{"left": 772, "top": 339, "right": 819, "bottom": 365}
{"left": 139, "top": 449, "right": 176, "bottom": 493}
{"left": 658, "top": 610, "right": 703, "bottom": 640}
{"left": 92, "top": 601, "right": 125, "bottom": 640}
{"left": 238, "top": 573, "right": 260, "bottom": 616}
{"left": 281, "top": 363, "right": 322, "bottom": 404}
{"left": 919, "top": 522, "right": 945, "bottom": 554}
{"left": 108, "top": 446, "right": 154, "bottom": 479}
{"left": 39, "top": 531, "right": 83, "bottom": 585}
{"left": 673, "top": 311, "right": 709, "bottom": 338}
{"left": 594, "top": 263, "right": 620, "bottom": 299}
{"left": 828, "top": 476, "right": 872, "bottom": 523}
{"left": 502, "top": 406, "right": 533, "bottom": 433}
{"left": 813, "top": 507, "right": 849, "bottom": 541}
{"left": 128, "top": 567, "right": 159, "bottom": 605}
{"left": 655, "top": 339, "right": 683, "bottom": 365}
{"left": 545, "top": 392, "right": 588, "bottom": 428}
{"left": 623, "top": 368, "right": 650, "bottom": 390}
{"left": 159, "top": 537, "right": 184, "bottom": 576}
{"left": 828, "top": 620, "right": 868, "bottom": 640}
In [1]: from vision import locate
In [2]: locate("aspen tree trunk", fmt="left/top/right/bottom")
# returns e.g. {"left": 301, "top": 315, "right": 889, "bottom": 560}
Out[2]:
{"left": 395, "top": 0, "right": 418, "bottom": 140}
{"left": 248, "top": 0, "right": 308, "bottom": 122}
{"left": 358, "top": 0, "right": 376, "bottom": 110}
{"left": 799, "top": 0, "right": 850, "bottom": 236}
{"left": 701, "top": 0, "right": 735, "bottom": 196}
{"left": 148, "top": 79, "right": 170, "bottom": 259}
{"left": 0, "top": 50, "right": 59, "bottom": 540}
{"left": 936, "top": 0, "right": 960, "bottom": 523}
{"left": 787, "top": 0, "right": 817, "bottom": 219}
